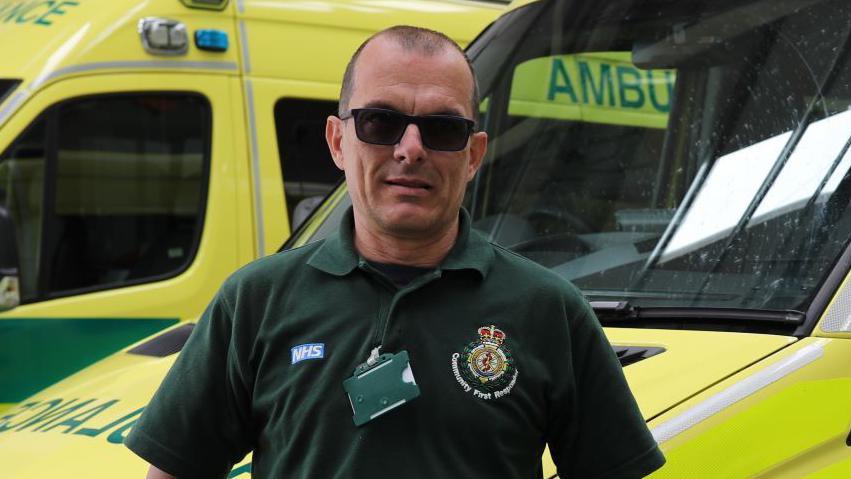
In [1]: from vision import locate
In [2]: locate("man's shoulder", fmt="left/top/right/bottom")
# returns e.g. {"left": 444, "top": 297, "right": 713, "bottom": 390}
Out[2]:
{"left": 487, "top": 240, "right": 579, "bottom": 291}
{"left": 475, "top": 236, "right": 590, "bottom": 316}
{"left": 223, "top": 240, "right": 325, "bottom": 291}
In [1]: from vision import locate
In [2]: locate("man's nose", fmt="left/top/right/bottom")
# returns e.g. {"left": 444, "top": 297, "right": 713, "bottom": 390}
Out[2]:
{"left": 394, "top": 123, "right": 427, "bottom": 162}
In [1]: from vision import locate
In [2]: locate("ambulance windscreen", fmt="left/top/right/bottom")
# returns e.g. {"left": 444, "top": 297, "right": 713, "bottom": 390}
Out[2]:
{"left": 290, "top": 0, "right": 851, "bottom": 317}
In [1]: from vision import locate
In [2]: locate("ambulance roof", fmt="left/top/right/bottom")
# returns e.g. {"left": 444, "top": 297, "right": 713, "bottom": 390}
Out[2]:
{"left": 0, "top": 0, "right": 501, "bottom": 105}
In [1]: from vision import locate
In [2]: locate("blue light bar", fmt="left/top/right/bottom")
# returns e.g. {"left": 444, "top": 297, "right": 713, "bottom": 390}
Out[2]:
{"left": 194, "top": 29, "right": 228, "bottom": 52}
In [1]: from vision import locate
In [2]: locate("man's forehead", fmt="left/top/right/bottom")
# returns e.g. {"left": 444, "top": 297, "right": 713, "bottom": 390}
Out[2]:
{"left": 350, "top": 38, "right": 473, "bottom": 114}
{"left": 356, "top": 37, "right": 469, "bottom": 80}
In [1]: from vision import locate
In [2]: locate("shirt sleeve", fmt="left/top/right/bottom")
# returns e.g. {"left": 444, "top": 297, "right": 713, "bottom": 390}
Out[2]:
{"left": 547, "top": 296, "right": 665, "bottom": 479}
{"left": 124, "top": 283, "right": 253, "bottom": 479}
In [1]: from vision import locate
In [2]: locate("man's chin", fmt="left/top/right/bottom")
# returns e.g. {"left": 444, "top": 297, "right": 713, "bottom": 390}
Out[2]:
{"left": 376, "top": 209, "right": 450, "bottom": 238}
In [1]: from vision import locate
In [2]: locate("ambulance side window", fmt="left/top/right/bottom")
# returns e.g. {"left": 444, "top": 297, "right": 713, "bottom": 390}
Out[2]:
{"left": 0, "top": 93, "right": 210, "bottom": 303}
{"left": 0, "top": 118, "right": 46, "bottom": 300}
{"left": 274, "top": 98, "right": 341, "bottom": 228}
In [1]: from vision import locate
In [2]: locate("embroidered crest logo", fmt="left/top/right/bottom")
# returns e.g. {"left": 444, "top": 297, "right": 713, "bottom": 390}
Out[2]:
{"left": 451, "top": 325, "right": 518, "bottom": 400}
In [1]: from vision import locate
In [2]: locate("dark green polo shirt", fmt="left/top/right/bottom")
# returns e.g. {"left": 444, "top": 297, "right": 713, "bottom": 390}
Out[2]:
{"left": 125, "top": 209, "right": 664, "bottom": 478}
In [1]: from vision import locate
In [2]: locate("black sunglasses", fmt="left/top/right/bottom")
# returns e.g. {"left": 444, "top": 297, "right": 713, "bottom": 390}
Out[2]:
{"left": 340, "top": 108, "right": 476, "bottom": 152}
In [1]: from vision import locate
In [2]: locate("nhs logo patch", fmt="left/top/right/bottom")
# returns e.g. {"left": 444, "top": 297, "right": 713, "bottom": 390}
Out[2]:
{"left": 291, "top": 343, "right": 325, "bottom": 364}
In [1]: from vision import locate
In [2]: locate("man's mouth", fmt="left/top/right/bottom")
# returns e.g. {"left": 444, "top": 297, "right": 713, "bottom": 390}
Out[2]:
{"left": 385, "top": 177, "right": 432, "bottom": 192}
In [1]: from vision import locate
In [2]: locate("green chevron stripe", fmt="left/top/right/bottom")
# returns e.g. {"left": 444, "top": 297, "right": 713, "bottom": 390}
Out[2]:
{"left": 0, "top": 318, "right": 178, "bottom": 403}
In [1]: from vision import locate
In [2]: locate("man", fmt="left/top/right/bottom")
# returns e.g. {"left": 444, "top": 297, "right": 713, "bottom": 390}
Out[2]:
{"left": 126, "top": 26, "right": 665, "bottom": 478}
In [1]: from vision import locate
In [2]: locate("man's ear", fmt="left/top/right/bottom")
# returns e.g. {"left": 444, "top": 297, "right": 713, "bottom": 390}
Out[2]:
{"left": 326, "top": 115, "right": 346, "bottom": 171}
{"left": 466, "top": 131, "right": 488, "bottom": 181}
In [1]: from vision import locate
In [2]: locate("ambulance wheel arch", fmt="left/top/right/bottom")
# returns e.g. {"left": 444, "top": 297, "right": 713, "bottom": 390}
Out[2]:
{"left": 0, "top": 72, "right": 251, "bottom": 408}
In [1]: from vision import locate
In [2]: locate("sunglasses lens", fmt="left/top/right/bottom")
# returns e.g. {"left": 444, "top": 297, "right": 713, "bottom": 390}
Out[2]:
{"left": 350, "top": 109, "right": 473, "bottom": 151}
{"left": 354, "top": 109, "right": 405, "bottom": 145}
{"left": 420, "top": 117, "right": 471, "bottom": 151}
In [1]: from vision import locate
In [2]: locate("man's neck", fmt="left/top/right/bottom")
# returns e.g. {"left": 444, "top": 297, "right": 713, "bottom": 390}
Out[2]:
{"left": 353, "top": 218, "right": 459, "bottom": 268}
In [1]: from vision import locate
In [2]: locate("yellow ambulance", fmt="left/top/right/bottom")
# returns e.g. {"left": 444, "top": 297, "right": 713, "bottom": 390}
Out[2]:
{"left": 2, "top": 0, "right": 851, "bottom": 477}
{"left": 0, "top": 0, "right": 502, "bottom": 412}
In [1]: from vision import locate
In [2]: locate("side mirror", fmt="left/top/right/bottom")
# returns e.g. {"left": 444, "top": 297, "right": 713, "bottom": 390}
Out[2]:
{"left": 0, "top": 206, "right": 20, "bottom": 311}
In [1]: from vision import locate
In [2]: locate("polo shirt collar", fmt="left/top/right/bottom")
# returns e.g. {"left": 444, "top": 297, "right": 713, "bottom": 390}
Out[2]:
{"left": 307, "top": 207, "right": 494, "bottom": 279}
{"left": 439, "top": 208, "right": 493, "bottom": 278}
{"left": 307, "top": 208, "right": 360, "bottom": 276}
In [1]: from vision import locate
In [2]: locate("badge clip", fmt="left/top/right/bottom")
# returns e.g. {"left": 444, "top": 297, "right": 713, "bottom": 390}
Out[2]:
{"left": 343, "top": 350, "right": 420, "bottom": 426}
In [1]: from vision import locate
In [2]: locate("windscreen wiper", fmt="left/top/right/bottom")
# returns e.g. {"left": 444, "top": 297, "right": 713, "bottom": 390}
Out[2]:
{"left": 590, "top": 300, "right": 805, "bottom": 325}
{"left": 691, "top": 16, "right": 851, "bottom": 301}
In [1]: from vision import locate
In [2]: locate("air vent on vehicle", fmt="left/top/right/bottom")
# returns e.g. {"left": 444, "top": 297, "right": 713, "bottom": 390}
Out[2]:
{"left": 613, "top": 345, "right": 665, "bottom": 367}
{"left": 180, "top": 0, "right": 229, "bottom": 10}
{"left": 128, "top": 323, "right": 195, "bottom": 357}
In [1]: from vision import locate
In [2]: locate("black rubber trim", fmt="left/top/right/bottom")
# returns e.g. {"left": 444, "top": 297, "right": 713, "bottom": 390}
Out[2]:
{"left": 800, "top": 241, "right": 851, "bottom": 337}
{"left": 846, "top": 428, "right": 851, "bottom": 447}
{"left": 0, "top": 79, "right": 20, "bottom": 106}
{"left": 279, "top": 178, "right": 345, "bottom": 252}
{"left": 127, "top": 323, "right": 195, "bottom": 357}
{"left": 613, "top": 345, "right": 665, "bottom": 367}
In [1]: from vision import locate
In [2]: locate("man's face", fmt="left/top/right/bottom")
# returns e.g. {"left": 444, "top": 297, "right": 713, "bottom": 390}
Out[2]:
{"left": 326, "top": 37, "right": 487, "bottom": 240}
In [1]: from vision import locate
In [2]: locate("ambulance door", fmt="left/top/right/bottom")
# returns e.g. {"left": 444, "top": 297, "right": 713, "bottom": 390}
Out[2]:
{"left": 0, "top": 72, "right": 249, "bottom": 411}
{"left": 246, "top": 78, "right": 341, "bottom": 255}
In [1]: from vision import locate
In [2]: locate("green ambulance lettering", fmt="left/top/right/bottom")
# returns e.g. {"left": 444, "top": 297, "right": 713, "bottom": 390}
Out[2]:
{"left": 616, "top": 65, "right": 645, "bottom": 109}
{"left": 32, "top": 398, "right": 98, "bottom": 431}
{"left": 13, "top": 398, "right": 89, "bottom": 431}
{"left": 1, "top": 0, "right": 48, "bottom": 23}
{"left": 0, "top": 400, "right": 41, "bottom": 432}
{"left": 39, "top": 399, "right": 118, "bottom": 433}
{"left": 75, "top": 406, "right": 143, "bottom": 441}
{"left": 34, "top": 0, "right": 77, "bottom": 26}
{"left": 0, "top": 0, "right": 79, "bottom": 26}
{"left": 1, "top": 399, "right": 247, "bottom": 476}
{"left": 4, "top": 399, "right": 65, "bottom": 431}
{"left": 579, "top": 60, "right": 615, "bottom": 106}
{"left": 106, "top": 407, "right": 144, "bottom": 444}
{"left": 547, "top": 57, "right": 579, "bottom": 103}
{"left": 0, "top": 0, "right": 38, "bottom": 22}
{"left": 228, "top": 464, "right": 252, "bottom": 478}
{"left": 0, "top": 398, "right": 146, "bottom": 444}
{"left": 545, "top": 55, "right": 675, "bottom": 115}
{"left": 647, "top": 70, "right": 674, "bottom": 113}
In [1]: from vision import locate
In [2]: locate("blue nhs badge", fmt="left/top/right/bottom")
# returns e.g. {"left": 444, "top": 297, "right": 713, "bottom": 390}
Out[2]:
{"left": 291, "top": 343, "right": 325, "bottom": 364}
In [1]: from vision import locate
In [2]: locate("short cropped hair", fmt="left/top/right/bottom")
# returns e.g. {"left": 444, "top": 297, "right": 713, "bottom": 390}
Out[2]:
{"left": 338, "top": 25, "right": 480, "bottom": 125}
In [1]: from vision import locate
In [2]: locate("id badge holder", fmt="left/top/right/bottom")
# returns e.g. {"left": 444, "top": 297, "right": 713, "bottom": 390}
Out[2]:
{"left": 343, "top": 350, "right": 420, "bottom": 426}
